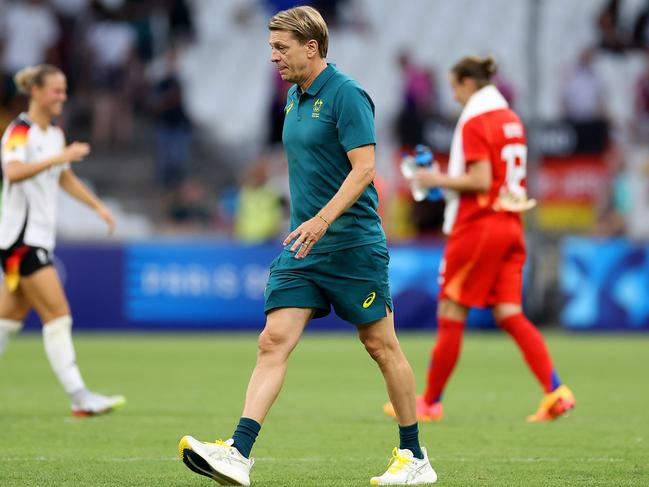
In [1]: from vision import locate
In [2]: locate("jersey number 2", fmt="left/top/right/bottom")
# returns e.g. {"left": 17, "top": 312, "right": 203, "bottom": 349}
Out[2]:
{"left": 500, "top": 143, "right": 527, "bottom": 196}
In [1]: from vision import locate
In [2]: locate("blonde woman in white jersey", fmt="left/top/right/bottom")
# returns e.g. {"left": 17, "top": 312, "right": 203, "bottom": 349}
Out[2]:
{"left": 0, "top": 64, "right": 125, "bottom": 416}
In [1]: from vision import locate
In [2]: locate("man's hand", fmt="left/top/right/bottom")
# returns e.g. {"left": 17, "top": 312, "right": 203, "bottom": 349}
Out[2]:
{"left": 283, "top": 215, "right": 329, "bottom": 259}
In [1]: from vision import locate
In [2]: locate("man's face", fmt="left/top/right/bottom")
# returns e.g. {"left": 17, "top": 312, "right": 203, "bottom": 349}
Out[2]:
{"left": 269, "top": 30, "right": 309, "bottom": 84}
{"left": 449, "top": 73, "right": 475, "bottom": 106}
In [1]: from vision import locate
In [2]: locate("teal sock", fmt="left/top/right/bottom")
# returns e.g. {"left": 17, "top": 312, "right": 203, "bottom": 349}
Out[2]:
{"left": 231, "top": 417, "right": 261, "bottom": 459}
{"left": 399, "top": 423, "right": 424, "bottom": 460}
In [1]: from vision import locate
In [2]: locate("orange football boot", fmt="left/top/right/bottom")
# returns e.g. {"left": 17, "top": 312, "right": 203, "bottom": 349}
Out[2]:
{"left": 383, "top": 396, "right": 443, "bottom": 422}
{"left": 527, "top": 385, "right": 576, "bottom": 422}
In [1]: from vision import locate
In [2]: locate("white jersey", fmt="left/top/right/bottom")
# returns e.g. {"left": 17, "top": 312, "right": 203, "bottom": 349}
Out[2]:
{"left": 0, "top": 113, "right": 69, "bottom": 251}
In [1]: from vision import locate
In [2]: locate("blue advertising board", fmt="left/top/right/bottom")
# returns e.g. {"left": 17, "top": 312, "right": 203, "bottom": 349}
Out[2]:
{"left": 125, "top": 241, "right": 278, "bottom": 328}
{"left": 23, "top": 239, "right": 497, "bottom": 331}
{"left": 561, "top": 237, "right": 649, "bottom": 330}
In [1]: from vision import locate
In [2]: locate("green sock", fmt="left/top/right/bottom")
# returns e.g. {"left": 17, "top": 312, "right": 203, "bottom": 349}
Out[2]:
{"left": 399, "top": 423, "right": 424, "bottom": 460}
{"left": 231, "top": 417, "right": 261, "bottom": 458}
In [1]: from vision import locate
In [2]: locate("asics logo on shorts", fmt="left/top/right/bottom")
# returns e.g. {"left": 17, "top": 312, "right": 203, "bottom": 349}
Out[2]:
{"left": 363, "top": 292, "right": 376, "bottom": 308}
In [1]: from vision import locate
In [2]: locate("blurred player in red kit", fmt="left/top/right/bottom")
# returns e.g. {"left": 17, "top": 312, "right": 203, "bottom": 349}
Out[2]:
{"left": 385, "top": 55, "right": 575, "bottom": 423}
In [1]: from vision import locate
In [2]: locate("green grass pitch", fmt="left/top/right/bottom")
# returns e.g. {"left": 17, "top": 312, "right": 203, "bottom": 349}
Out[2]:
{"left": 0, "top": 331, "right": 648, "bottom": 486}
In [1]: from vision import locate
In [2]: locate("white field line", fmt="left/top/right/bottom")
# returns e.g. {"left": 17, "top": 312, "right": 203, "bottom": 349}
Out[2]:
{"left": 0, "top": 456, "right": 628, "bottom": 463}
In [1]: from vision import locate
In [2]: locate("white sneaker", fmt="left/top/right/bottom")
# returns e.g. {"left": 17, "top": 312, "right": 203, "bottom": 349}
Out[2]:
{"left": 370, "top": 447, "right": 437, "bottom": 485}
{"left": 178, "top": 436, "right": 254, "bottom": 486}
{"left": 70, "top": 390, "right": 126, "bottom": 417}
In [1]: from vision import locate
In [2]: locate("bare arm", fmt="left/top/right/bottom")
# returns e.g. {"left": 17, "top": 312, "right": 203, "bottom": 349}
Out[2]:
{"left": 4, "top": 156, "right": 66, "bottom": 183}
{"left": 412, "top": 160, "right": 492, "bottom": 193}
{"left": 4, "top": 142, "right": 90, "bottom": 184}
{"left": 59, "top": 169, "right": 115, "bottom": 234}
{"left": 284, "top": 144, "right": 376, "bottom": 259}
{"left": 318, "top": 144, "right": 376, "bottom": 223}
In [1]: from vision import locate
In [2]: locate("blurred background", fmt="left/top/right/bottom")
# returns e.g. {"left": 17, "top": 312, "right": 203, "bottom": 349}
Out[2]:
{"left": 1, "top": 0, "right": 648, "bottom": 332}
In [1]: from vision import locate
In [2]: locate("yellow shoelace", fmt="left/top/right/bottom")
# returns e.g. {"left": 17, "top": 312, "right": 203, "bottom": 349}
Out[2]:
{"left": 386, "top": 448, "right": 412, "bottom": 474}
{"left": 212, "top": 439, "right": 230, "bottom": 447}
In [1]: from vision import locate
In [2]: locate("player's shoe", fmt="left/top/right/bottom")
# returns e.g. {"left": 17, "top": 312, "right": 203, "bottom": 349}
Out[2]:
{"left": 370, "top": 447, "right": 437, "bottom": 485}
{"left": 383, "top": 396, "right": 443, "bottom": 422}
{"left": 527, "top": 384, "right": 576, "bottom": 422}
{"left": 178, "top": 436, "right": 253, "bottom": 486}
{"left": 70, "top": 390, "right": 126, "bottom": 417}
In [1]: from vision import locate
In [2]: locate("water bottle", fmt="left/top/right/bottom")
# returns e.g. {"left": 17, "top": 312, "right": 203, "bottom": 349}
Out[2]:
{"left": 400, "top": 145, "right": 444, "bottom": 202}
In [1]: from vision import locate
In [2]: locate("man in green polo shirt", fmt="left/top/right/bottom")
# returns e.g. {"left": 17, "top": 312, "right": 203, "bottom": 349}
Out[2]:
{"left": 179, "top": 6, "right": 437, "bottom": 486}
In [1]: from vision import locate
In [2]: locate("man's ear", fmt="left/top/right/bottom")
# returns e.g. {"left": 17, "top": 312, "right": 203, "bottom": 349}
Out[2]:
{"left": 305, "top": 39, "right": 319, "bottom": 59}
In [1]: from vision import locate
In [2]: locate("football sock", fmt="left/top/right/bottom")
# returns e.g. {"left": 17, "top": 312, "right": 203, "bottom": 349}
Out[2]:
{"left": 498, "top": 313, "right": 559, "bottom": 393}
{"left": 399, "top": 423, "right": 424, "bottom": 460}
{"left": 0, "top": 319, "right": 22, "bottom": 356}
{"left": 423, "top": 317, "right": 465, "bottom": 404}
{"left": 231, "top": 417, "right": 261, "bottom": 458}
{"left": 42, "top": 315, "right": 86, "bottom": 395}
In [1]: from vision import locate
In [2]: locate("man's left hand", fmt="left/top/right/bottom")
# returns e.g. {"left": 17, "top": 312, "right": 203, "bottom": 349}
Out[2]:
{"left": 284, "top": 216, "right": 329, "bottom": 259}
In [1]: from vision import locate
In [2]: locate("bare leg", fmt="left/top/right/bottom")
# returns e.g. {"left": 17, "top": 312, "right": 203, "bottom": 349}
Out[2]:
{"left": 19, "top": 267, "right": 70, "bottom": 323}
{"left": 0, "top": 282, "right": 31, "bottom": 355}
{"left": 0, "top": 281, "right": 32, "bottom": 320}
{"left": 358, "top": 307, "right": 417, "bottom": 426}
{"left": 241, "top": 307, "right": 313, "bottom": 423}
{"left": 20, "top": 267, "right": 87, "bottom": 396}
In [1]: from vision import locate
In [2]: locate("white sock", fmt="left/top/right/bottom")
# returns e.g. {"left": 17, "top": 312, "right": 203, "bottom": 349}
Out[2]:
{"left": 42, "top": 315, "right": 86, "bottom": 395}
{"left": 0, "top": 319, "right": 22, "bottom": 356}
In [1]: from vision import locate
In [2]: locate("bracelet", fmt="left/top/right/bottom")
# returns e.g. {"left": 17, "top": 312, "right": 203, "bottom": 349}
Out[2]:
{"left": 317, "top": 213, "right": 330, "bottom": 226}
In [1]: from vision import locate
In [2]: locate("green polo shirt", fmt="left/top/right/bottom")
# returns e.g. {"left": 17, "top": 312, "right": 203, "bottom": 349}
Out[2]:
{"left": 282, "top": 63, "right": 385, "bottom": 253}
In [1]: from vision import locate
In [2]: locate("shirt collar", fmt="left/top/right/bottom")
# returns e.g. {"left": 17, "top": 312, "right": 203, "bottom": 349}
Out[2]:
{"left": 298, "top": 63, "right": 337, "bottom": 97}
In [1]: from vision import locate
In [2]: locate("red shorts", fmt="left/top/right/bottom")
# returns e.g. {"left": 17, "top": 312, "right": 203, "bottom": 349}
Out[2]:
{"left": 439, "top": 213, "right": 525, "bottom": 308}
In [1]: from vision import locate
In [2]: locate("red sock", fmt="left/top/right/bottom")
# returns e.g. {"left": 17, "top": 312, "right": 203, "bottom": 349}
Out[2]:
{"left": 498, "top": 313, "right": 558, "bottom": 393}
{"left": 423, "top": 317, "right": 464, "bottom": 404}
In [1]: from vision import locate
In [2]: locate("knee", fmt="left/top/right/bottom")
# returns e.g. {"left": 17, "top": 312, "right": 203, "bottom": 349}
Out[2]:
{"left": 493, "top": 304, "right": 522, "bottom": 326}
{"left": 438, "top": 299, "right": 468, "bottom": 322}
{"left": 40, "top": 306, "right": 71, "bottom": 325}
{"left": 361, "top": 334, "right": 396, "bottom": 366}
{"left": 257, "top": 327, "right": 291, "bottom": 357}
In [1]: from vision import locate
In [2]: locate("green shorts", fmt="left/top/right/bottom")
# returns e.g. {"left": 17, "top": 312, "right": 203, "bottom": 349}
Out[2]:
{"left": 264, "top": 243, "right": 393, "bottom": 326}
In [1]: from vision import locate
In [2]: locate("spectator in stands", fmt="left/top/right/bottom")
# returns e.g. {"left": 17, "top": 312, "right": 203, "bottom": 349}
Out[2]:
{"left": 0, "top": 0, "right": 60, "bottom": 109}
{"left": 50, "top": 0, "right": 90, "bottom": 96}
{"left": 494, "top": 72, "right": 516, "bottom": 108}
{"left": 268, "top": 70, "right": 291, "bottom": 145}
{"left": 167, "top": 177, "right": 212, "bottom": 231}
{"left": 597, "top": 0, "right": 627, "bottom": 53}
{"left": 84, "top": 1, "right": 138, "bottom": 148}
{"left": 594, "top": 146, "right": 630, "bottom": 236}
{"left": 233, "top": 155, "right": 285, "bottom": 243}
{"left": 632, "top": 2, "right": 649, "bottom": 49}
{"left": 147, "top": 42, "right": 192, "bottom": 188}
{"left": 560, "top": 47, "right": 607, "bottom": 122}
{"left": 634, "top": 50, "right": 649, "bottom": 142}
{"left": 146, "top": 0, "right": 193, "bottom": 58}
{"left": 394, "top": 51, "right": 438, "bottom": 148}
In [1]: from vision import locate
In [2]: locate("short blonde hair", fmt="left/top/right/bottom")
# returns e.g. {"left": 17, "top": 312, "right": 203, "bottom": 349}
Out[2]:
{"left": 269, "top": 6, "right": 328, "bottom": 58}
{"left": 14, "top": 64, "right": 63, "bottom": 97}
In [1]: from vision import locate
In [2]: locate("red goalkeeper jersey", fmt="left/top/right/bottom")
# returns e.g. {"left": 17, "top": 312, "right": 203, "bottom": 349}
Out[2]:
{"left": 454, "top": 108, "right": 527, "bottom": 230}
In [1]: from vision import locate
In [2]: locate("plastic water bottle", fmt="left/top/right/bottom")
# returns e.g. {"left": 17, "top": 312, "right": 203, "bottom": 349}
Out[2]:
{"left": 400, "top": 145, "right": 444, "bottom": 202}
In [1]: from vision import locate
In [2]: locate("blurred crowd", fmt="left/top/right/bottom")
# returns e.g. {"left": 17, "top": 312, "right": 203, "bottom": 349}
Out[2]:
{"left": 0, "top": 0, "right": 648, "bottom": 242}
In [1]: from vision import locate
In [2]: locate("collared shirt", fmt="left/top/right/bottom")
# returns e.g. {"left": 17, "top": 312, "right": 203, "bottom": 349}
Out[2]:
{"left": 0, "top": 113, "right": 68, "bottom": 251}
{"left": 282, "top": 63, "right": 385, "bottom": 253}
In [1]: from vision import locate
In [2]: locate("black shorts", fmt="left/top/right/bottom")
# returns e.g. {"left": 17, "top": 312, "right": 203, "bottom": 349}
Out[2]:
{"left": 0, "top": 244, "right": 53, "bottom": 277}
